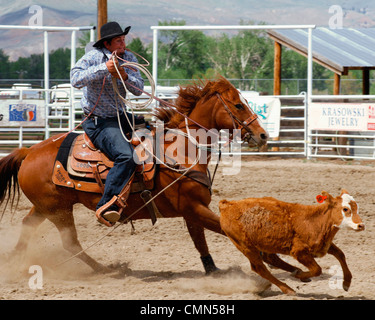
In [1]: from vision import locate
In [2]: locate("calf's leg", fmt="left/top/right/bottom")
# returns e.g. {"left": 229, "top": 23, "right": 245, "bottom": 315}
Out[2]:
{"left": 328, "top": 243, "right": 352, "bottom": 291}
{"left": 293, "top": 250, "right": 322, "bottom": 282}
{"left": 227, "top": 238, "right": 295, "bottom": 295}
{"left": 262, "top": 253, "right": 302, "bottom": 275}
{"left": 248, "top": 249, "right": 295, "bottom": 295}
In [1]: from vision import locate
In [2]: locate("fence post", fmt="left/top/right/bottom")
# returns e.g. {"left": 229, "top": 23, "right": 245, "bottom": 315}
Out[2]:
{"left": 152, "top": 28, "right": 159, "bottom": 100}
{"left": 305, "top": 27, "right": 313, "bottom": 158}
{"left": 44, "top": 31, "right": 49, "bottom": 139}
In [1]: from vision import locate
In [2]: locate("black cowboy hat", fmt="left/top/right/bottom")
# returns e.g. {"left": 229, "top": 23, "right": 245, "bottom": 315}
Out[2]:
{"left": 93, "top": 21, "right": 131, "bottom": 48}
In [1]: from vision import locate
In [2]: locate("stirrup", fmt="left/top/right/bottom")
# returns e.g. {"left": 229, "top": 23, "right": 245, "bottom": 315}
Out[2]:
{"left": 102, "top": 210, "right": 121, "bottom": 223}
{"left": 96, "top": 196, "right": 123, "bottom": 227}
{"left": 95, "top": 173, "right": 135, "bottom": 227}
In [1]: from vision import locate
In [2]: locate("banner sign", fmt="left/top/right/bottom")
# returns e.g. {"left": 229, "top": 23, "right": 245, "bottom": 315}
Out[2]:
{"left": 246, "top": 96, "right": 281, "bottom": 138}
{"left": 309, "top": 103, "right": 375, "bottom": 131}
{"left": 0, "top": 100, "right": 45, "bottom": 127}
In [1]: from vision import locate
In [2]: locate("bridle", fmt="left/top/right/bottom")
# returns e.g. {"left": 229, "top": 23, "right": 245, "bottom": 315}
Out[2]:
{"left": 216, "top": 93, "right": 258, "bottom": 138}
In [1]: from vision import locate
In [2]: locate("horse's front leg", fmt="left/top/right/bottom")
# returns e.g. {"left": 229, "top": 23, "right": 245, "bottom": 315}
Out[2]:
{"left": 185, "top": 219, "right": 219, "bottom": 274}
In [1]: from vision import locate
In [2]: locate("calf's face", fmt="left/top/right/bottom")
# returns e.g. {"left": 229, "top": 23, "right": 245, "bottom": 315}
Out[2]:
{"left": 330, "top": 191, "right": 365, "bottom": 231}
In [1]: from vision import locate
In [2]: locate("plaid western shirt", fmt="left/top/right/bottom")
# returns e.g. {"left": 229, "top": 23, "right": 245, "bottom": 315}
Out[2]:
{"left": 70, "top": 47, "right": 144, "bottom": 118}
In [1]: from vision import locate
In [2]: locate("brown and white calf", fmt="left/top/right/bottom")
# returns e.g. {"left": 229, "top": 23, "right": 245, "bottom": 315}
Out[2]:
{"left": 219, "top": 190, "right": 365, "bottom": 295}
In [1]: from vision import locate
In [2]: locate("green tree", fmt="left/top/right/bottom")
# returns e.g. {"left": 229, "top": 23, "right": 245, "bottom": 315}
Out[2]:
{"left": 9, "top": 54, "right": 43, "bottom": 80}
{"left": 175, "top": 28, "right": 210, "bottom": 78}
{"left": 0, "top": 49, "right": 11, "bottom": 79}
{"left": 127, "top": 37, "right": 152, "bottom": 72}
{"left": 281, "top": 48, "right": 332, "bottom": 94}
{"left": 205, "top": 34, "right": 232, "bottom": 76}
{"left": 77, "top": 28, "right": 95, "bottom": 59}
{"left": 339, "top": 70, "right": 362, "bottom": 95}
{"left": 50, "top": 48, "right": 71, "bottom": 80}
{"left": 158, "top": 20, "right": 186, "bottom": 77}
{"left": 157, "top": 20, "right": 211, "bottom": 79}
{"left": 206, "top": 22, "right": 274, "bottom": 90}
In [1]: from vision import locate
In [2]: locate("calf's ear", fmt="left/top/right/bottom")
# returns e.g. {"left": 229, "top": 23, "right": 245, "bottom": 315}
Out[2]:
{"left": 339, "top": 189, "right": 349, "bottom": 196}
{"left": 321, "top": 191, "right": 334, "bottom": 202}
{"left": 219, "top": 199, "right": 230, "bottom": 210}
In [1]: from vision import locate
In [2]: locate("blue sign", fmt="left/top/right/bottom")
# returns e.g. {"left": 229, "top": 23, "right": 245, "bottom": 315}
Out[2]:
{"left": 9, "top": 104, "right": 37, "bottom": 122}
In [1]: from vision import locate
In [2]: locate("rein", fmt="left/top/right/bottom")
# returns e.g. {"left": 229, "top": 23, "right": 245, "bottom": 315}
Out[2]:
{"left": 216, "top": 93, "right": 258, "bottom": 135}
{"left": 114, "top": 69, "right": 260, "bottom": 184}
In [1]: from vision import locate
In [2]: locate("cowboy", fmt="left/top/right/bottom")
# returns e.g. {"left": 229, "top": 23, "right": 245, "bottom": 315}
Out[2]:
{"left": 70, "top": 21, "right": 145, "bottom": 226}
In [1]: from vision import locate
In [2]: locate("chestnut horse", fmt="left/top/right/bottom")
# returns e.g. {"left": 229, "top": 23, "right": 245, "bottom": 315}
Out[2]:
{"left": 0, "top": 77, "right": 267, "bottom": 274}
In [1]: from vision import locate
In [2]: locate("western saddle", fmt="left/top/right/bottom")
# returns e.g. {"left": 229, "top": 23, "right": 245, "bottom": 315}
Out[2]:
{"left": 52, "top": 131, "right": 160, "bottom": 224}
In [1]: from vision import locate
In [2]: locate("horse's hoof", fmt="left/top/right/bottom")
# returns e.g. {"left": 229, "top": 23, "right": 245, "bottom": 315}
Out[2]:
{"left": 94, "top": 264, "right": 115, "bottom": 274}
{"left": 201, "top": 254, "right": 219, "bottom": 275}
{"left": 206, "top": 267, "right": 221, "bottom": 276}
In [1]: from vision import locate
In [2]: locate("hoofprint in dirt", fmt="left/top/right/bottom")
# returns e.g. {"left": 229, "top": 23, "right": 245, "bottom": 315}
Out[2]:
{"left": 0, "top": 158, "right": 374, "bottom": 300}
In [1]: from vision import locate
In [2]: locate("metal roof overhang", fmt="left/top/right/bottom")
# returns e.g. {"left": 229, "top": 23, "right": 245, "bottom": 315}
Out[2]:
{"left": 267, "top": 27, "right": 375, "bottom": 76}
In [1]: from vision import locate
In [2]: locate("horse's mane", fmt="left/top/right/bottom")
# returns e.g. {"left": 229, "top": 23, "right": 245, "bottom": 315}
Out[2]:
{"left": 154, "top": 76, "right": 234, "bottom": 128}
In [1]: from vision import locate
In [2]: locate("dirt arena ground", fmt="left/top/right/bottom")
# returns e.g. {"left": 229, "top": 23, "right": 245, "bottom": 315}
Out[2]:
{"left": 0, "top": 158, "right": 374, "bottom": 301}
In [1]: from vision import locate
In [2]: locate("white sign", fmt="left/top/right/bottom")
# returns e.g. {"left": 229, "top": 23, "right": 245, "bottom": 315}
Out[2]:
{"left": 0, "top": 100, "right": 46, "bottom": 127}
{"left": 246, "top": 96, "right": 281, "bottom": 138}
{"left": 309, "top": 103, "right": 375, "bottom": 131}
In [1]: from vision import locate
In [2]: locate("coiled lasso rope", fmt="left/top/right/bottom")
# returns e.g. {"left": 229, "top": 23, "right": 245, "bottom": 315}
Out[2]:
{"left": 111, "top": 49, "right": 155, "bottom": 110}
{"left": 110, "top": 50, "right": 204, "bottom": 173}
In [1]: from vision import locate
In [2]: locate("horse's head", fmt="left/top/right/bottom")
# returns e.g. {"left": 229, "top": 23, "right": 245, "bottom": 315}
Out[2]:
{"left": 213, "top": 80, "right": 268, "bottom": 147}
{"left": 156, "top": 77, "right": 268, "bottom": 148}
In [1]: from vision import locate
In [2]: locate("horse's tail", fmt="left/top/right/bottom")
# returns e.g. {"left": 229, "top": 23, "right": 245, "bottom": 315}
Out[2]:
{"left": 0, "top": 148, "right": 30, "bottom": 216}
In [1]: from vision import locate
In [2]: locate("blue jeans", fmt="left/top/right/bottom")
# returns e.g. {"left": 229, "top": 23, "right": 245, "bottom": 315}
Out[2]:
{"left": 82, "top": 114, "right": 138, "bottom": 210}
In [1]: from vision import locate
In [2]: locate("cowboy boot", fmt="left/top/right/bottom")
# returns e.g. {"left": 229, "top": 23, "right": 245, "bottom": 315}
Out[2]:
{"left": 96, "top": 173, "right": 135, "bottom": 227}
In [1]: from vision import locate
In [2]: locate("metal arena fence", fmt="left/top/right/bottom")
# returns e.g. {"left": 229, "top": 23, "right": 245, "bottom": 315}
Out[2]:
{"left": 1, "top": 85, "right": 374, "bottom": 161}
{"left": 2, "top": 78, "right": 375, "bottom": 96}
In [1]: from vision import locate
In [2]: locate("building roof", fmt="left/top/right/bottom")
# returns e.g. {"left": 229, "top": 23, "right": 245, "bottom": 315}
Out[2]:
{"left": 267, "top": 27, "right": 375, "bottom": 75}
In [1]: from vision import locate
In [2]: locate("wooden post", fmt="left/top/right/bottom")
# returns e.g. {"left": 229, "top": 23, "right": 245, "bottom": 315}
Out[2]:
{"left": 334, "top": 73, "right": 347, "bottom": 155}
{"left": 333, "top": 73, "right": 340, "bottom": 95}
{"left": 363, "top": 67, "right": 370, "bottom": 95}
{"left": 97, "top": 0, "right": 108, "bottom": 40}
{"left": 273, "top": 41, "right": 282, "bottom": 95}
{"left": 271, "top": 41, "right": 282, "bottom": 152}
